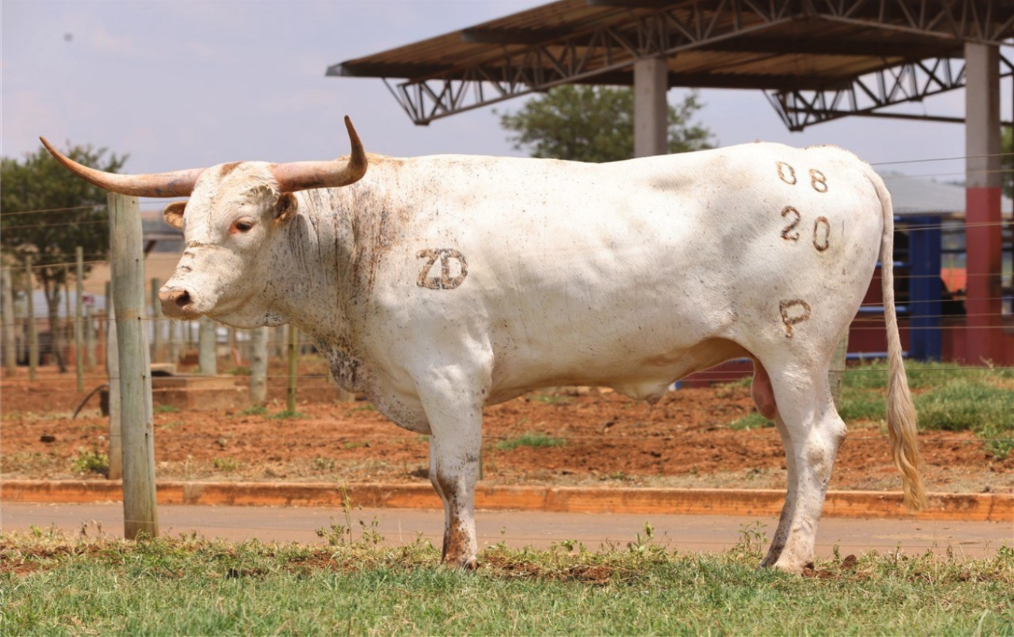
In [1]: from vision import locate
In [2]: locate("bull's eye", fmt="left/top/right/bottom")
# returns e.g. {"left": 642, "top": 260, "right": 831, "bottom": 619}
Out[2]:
{"left": 232, "top": 219, "right": 255, "bottom": 234}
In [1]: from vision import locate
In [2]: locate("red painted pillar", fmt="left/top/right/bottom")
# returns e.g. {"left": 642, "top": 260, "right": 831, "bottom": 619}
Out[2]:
{"left": 964, "top": 43, "right": 1006, "bottom": 365}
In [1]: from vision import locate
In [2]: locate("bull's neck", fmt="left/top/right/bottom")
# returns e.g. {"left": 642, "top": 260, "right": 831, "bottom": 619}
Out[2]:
{"left": 266, "top": 180, "right": 388, "bottom": 357}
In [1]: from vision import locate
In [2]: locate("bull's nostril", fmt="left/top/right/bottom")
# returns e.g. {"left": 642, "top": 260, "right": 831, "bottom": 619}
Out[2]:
{"left": 174, "top": 290, "right": 191, "bottom": 309}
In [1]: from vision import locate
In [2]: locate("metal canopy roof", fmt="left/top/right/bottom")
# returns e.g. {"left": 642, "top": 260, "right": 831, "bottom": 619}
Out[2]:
{"left": 328, "top": 0, "right": 1014, "bottom": 129}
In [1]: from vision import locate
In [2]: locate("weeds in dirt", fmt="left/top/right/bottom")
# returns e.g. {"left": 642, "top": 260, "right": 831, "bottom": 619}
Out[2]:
{"left": 239, "top": 405, "right": 269, "bottom": 416}
{"left": 268, "top": 410, "right": 305, "bottom": 420}
{"left": 313, "top": 457, "right": 336, "bottom": 471}
{"left": 531, "top": 394, "right": 573, "bottom": 404}
{"left": 212, "top": 457, "right": 240, "bottom": 472}
{"left": 496, "top": 432, "right": 565, "bottom": 451}
{"left": 731, "top": 521, "right": 768, "bottom": 559}
{"left": 729, "top": 412, "right": 772, "bottom": 430}
{"left": 70, "top": 447, "right": 108, "bottom": 476}
{"left": 314, "top": 484, "right": 383, "bottom": 547}
{"left": 226, "top": 366, "right": 252, "bottom": 376}
{"left": 4, "top": 530, "right": 1012, "bottom": 635}
{"left": 342, "top": 441, "right": 370, "bottom": 450}
{"left": 154, "top": 405, "right": 180, "bottom": 414}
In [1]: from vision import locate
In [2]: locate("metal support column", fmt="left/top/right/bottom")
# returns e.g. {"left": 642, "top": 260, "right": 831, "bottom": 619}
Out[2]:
{"left": 634, "top": 57, "right": 667, "bottom": 158}
{"left": 964, "top": 43, "right": 1003, "bottom": 364}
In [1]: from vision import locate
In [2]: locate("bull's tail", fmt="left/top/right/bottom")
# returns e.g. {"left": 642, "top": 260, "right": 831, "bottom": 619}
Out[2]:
{"left": 867, "top": 168, "right": 927, "bottom": 511}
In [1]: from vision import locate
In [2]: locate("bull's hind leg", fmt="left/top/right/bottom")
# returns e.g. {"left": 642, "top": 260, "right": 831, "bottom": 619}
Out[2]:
{"left": 750, "top": 360, "right": 798, "bottom": 567}
{"left": 759, "top": 359, "right": 847, "bottom": 573}
{"left": 760, "top": 413, "right": 797, "bottom": 567}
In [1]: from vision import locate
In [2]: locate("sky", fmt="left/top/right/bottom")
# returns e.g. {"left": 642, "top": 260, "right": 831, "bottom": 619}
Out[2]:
{"left": 1, "top": 0, "right": 1002, "bottom": 184}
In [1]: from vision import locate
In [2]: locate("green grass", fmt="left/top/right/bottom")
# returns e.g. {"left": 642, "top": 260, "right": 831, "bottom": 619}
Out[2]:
{"left": 835, "top": 386, "right": 887, "bottom": 422}
{"left": 3, "top": 531, "right": 1012, "bottom": 634}
{"left": 728, "top": 361, "right": 1013, "bottom": 458}
{"left": 153, "top": 404, "right": 180, "bottom": 414}
{"left": 843, "top": 359, "right": 1014, "bottom": 391}
{"left": 496, "top": 432, "right": 565, "bottom": 451}
{"left": 238, "top": 405, "right": 269, "bottom": 417}
{"left": 916, "top": 379, "right": 1014, "bottom": 459}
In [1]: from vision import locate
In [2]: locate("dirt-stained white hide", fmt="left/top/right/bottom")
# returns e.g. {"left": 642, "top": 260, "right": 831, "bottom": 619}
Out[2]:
{"left": 43, "top": 119, "right": 925, "bottom": 574}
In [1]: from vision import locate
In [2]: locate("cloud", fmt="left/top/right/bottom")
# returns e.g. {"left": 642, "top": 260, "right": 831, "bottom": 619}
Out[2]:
{"left": 83, "top": 24, "right": 138, "bottom": 55}
{"left": 2, "top": 90, "right": 63, "bottom": 157}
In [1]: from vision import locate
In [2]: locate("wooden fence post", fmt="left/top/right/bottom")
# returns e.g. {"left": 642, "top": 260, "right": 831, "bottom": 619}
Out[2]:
{"left": 199, "top": 316, "right": 217, "bottom": 374}
{"left": 250, "top": 326, "right": 269, "bottom": 406}
{"left": 25, "top": 257, "right": 37, "bottom": 381}
{"left": 1, "top": 269, "right": 16, "bottom": 375}
{"left": 108, "top": 192, "right": 158, "bottom": 539}
{"left": 150, "top": 278, "right": 163, "bottom": 363}
{"left": 75, "top": 246, "right": 84, "bottom": 391}
{"left": 287, "top": 324, "right": 298, "bottom": 412}
{"left": 106, "top": 300, "right": 122, "bottom": 481}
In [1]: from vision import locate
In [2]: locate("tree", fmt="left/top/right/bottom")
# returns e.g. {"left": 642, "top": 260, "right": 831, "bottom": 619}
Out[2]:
{"left": 1, "top": 144, "right": 126, "bottom": 372}
{"left": 498, "top": 85, "right": 714, "bottom": 162}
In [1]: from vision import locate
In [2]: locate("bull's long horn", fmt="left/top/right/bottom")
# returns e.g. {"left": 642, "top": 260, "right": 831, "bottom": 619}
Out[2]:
{"left": 38, "top": 137, "right": 204, "bottom": 198}
{"left": 270, "top": 116, "right": 367, "bottom": 192}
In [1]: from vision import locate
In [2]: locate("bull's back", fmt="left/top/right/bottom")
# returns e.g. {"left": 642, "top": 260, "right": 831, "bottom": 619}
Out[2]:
{"left": 367, "top": 144, "right": 883, "bottom": 390}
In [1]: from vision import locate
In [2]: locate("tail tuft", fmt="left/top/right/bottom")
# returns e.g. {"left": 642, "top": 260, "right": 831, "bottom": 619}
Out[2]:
{"left": 867, "top": 167, "right": 926, "bottom": 511}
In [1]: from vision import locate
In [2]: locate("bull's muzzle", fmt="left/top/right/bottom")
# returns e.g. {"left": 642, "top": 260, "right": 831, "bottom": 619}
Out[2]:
{"left": 159, "top": 288, "right": 197, "bottom": 319}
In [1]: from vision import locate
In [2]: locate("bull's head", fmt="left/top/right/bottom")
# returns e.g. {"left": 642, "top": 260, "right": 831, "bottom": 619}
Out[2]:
{"left": 41, "top": 116, "right": 367, "bottom": 326}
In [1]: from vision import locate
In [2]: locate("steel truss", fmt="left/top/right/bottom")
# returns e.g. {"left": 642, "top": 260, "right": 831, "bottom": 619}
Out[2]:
{"left": 371, "top": 0, "right": 1013, "bottom": 126}
{"left": 768, "top": 51, "right": 1014, "bottom": 131}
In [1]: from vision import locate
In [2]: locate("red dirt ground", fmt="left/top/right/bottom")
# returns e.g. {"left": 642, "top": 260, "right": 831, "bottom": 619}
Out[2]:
{"left": 1, "top": 364, "right": 1010, "bottom": 493}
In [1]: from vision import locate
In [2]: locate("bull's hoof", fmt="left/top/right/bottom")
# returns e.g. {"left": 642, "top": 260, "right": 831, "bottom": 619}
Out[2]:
{"left": 765, "top": 556, "right": 811, "bottom": 575}
{"left": 441, "top": 555, "right": 478, "bottom": 571}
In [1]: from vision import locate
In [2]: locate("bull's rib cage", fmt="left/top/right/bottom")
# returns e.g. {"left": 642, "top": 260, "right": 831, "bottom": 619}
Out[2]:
{"left": 330, "top": 0, "right": 1014, "bottom": 129}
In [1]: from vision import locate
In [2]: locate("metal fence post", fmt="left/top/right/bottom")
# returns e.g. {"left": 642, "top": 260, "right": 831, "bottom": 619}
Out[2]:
{"left": 25, "top": 257, "right": 37, "bottom": 381}
{"left": 250, "top": 326, "right": 269, "bottom": 406}
{"left": 287, "top": 325, "right": 298, "bottom": 412}
{"left": 75, "top": 246, "right": 84, "bottom": 391}
{"left": 151, "top": 278, "right": 163, "bottom": 363}
{"left": 199, "top": 316, "right": 217, "bottom": 374}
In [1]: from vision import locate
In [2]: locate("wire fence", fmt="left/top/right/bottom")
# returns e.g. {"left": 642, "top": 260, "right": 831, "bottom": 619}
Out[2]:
{"left": 1, "top": 150, "right": 1012, "bottom": 418}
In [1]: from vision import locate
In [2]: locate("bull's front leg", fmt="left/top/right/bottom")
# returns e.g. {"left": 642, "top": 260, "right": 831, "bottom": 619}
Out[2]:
{"left": 416, "top": 364, "right": 486, "bottom": 569}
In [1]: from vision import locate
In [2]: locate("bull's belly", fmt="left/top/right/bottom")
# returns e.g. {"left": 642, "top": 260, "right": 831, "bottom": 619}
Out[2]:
{"left": 487, "top": 335, "right": 749, "bottom": 405}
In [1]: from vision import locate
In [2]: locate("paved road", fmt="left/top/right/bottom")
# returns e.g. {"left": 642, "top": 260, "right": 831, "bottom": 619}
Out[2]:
{"left": 3, "top": 503, "right": 1009, "bottom": 557}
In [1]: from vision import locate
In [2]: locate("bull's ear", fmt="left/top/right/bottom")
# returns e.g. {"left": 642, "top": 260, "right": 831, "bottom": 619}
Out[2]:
{"left": 275, "top": 192, "right": 298, "bottom": 223}
{"left": 162, "top": 201, "right": 187, "bottom": 229}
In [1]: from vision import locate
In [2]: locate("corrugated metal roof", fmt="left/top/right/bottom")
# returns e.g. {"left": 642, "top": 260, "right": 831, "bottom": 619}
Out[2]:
{"left": 879, "top": 172, "right": 1014, "bottom": 217}
{"left": 329, "top": 0, "right": 1000, "bottom": 91}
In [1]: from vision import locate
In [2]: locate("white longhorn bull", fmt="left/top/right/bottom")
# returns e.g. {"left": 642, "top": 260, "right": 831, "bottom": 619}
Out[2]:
{"left": 42, "top": 117, "right": 924, "bottom": 573}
